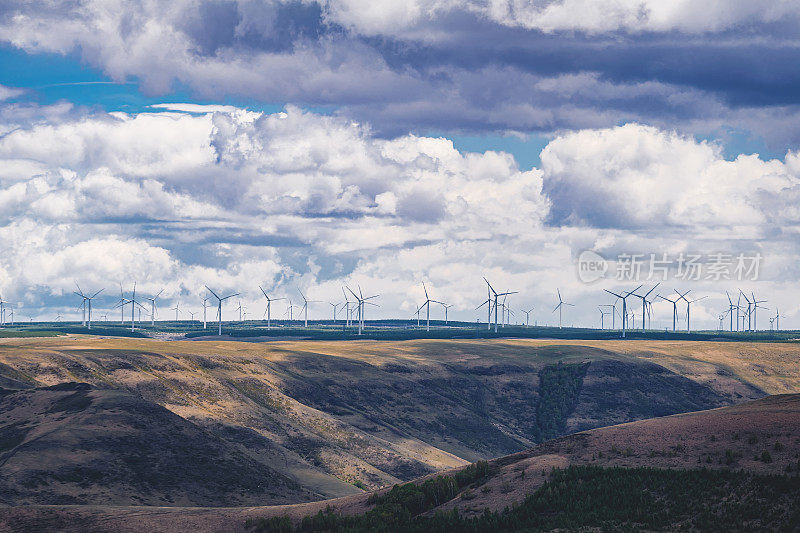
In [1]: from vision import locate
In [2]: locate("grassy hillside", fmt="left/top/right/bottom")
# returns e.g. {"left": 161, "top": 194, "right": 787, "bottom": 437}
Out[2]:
{"left": 248, "top": 394, "right": 800, "bottom": 533}
{"left": 10, "top": 393, "right": 797, "bottom": 532}
{"left": 0, "top": 336, "right": 774, "bottom": 501}
{"left": 0, "top": 383, "right": 324, "bottom": 506}
{"left": 249, "top": 465, "right": 800, "bottom": 532}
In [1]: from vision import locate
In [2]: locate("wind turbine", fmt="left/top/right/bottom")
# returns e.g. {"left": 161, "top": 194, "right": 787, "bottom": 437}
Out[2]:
{"left": 298, "top": 289, "right": 320, "bottom": 328}
{"left": 346, "top": 285, "right": 379, "bottom": 335}
{"left": 258, "top": 286, "right": 285, "bottom": 329}
{"left": 676, "top": 291, "right": 706, "bottom": 333}
{"left": 735, "top": 291, "right": 743, "bottom": 331}
{"left": 440, "top": 303, "right": 453, "bottom": 325}
{"left": 774, "top": 309, "right": 787, "bottom": 330}
{"left": 115, "top": 284, "right": 129, "bottom": 324}
{"left": 286, "top": 299, "right": 294, "bottom": 322}
{"left": 188, "top": 310, "right": 197, "bottom": 322}
{"left": 202, "top": 295, "right": 210, "bottom": 329}
{"left": 604, "top": 285, "right": 641, "bottom": 338}
{"left": 506, "top": 307, "right": 516, "bottom": 326}
{"left": 75, "top": 284, "right": 87, "bottom": 326}
{"left": 171, "top": 301, "right": 181, "bottom": 321}
{"left": 552, "top": 289, "right": 574, "bottom": 329}
{"left": 481, "top": 278, "right": 517, "bottom": 333}
{"left": 116, "top": 282, "right": 144, "bottom": 332}
{"left": 0, "top": 294, "right": 5, "bottom": 325}
{"left": 598, "top": 304, "right": 614, "bottom": 329}
{"left": 144, "top": 288, "right": 164, "bottom": 326}
{"left": 341, "top": 288, "right": 353, "bottom": 328}
{"left": 477, "top": 279, "right": 493, "bottom": 330}
{"left": 657, "top": 291, "right": 686, "bottom": 332}
{"left": 205, "top": 286, "right": 239, "bottom": 336}
{"left": 739, "top": 291, "right": 753, "bottom": 331}
{"left": 521, "top": 307, "right": 535, "bottom": 327}
{"left": 74, "top": 284, "right": 103, "bottom": 329}
{"left": 284, "top": 302, "right": 297, "bottom": 322}
{"left": 500, "top": 294, "right": 511, "bottom": 327}
{"left": 725, "top": 291, "right": 739, "bottom": 332}
{"left": 329, "top": 301, "right": 342, "bottom": 322}
{"left": 630, "top": 283, "right": 659, "bottom": 332}
{"left": 235, "top": 301, "right": 246, "bottom": 322}
{"left": 751, "top": 292, "right": 767, "bottom": 331}
{"left": 418, "top": 282, "right": 442, "bottom": 332}
{"left": 476, "top": 296, "right": 492, "bottom": 330}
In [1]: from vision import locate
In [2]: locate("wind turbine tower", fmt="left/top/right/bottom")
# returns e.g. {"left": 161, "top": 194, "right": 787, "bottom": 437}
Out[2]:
{"left": 751, "top": 292, "right": 768, "bottom": 331}
{"left": 419, "top": 282, "right": 442, "bottom": 332}
{"left": 297, "top": 289, "right": 319, "bottom": 328}
{"left": 171, "top": 301, "right": 181, "bottom": 321}
{"left": 145, "top": 289, "right": 164, "bottom": 326}
{"left": 74, "top": 284, "right": 103, "bottom": 329}
{"left": 522, "top": 307, "right": 535, "bottom": 327}
{"left": 346, "top": 285, "right": 379, "bottom": 335}
{"left": 552, "top": 289, "right": 574, "bottom": 329}
{"left": 441, "top": 303, "right": 453, "bottom": 325}
{"left": 480, "top": 278, "right": 517, "bottom": 333}
{"left": 677, "top": 291, "right": 706, "bottom": 333}
{"left": 259, "top": 286, "right": 284, "bottom": 329}
{"left": 604, "top": 285, "right": 641, "bottom": 338}
{"left": 205, "top": 286, "right": 239, "bottom": 336}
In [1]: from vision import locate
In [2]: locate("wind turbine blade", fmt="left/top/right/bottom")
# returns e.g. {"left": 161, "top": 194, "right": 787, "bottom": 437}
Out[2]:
{"left": 483, "top": 277, "right": 498, "bottom": 296}
{"left": 90, "top": 288, "right": 104, "bottom": 298}
{"left": 644, "top": 282, "right": 660, "bottom": 297}
{"left": 259, "top": 286, "right": 268, "bottom": 298}
{"left": 205, "top": 285, "right": 220, "bottom": 300}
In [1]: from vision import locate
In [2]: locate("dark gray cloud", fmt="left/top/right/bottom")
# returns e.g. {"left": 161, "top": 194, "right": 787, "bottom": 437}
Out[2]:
{"left": 4, "top": 1, "right": 800, "bottom": 148}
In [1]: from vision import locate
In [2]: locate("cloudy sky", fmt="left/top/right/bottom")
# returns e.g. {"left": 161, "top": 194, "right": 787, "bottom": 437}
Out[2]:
{"left": 1, "top": 0, "right": 799, "bottom": 329}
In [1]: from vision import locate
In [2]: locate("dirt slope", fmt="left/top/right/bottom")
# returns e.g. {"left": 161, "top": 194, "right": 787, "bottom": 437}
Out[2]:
{"left": 0, "top": 382, "right": 339, "bottom": 507}
{"left": 3, "top": 393, "right": 799, "bottom": 532}
{"left": 0, "top": 336, "right": 776, "bottom": 496}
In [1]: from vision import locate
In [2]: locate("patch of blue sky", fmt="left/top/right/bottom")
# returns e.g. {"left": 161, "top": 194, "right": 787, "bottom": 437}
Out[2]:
{"left": 1, "top": 46, "right": 780, "bottom": 166}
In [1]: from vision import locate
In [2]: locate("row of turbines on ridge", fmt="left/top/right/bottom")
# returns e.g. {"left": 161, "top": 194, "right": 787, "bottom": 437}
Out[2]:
{"left": 0, "top": 279, "right": 788, "bottom": 337}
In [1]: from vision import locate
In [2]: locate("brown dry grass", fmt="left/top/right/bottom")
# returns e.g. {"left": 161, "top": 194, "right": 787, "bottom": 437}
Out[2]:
{"left": 2, "top": 335, "right": 799, "bottom": 393}
{"left": 1, "top": 336, "right": 800, "bottom": 531}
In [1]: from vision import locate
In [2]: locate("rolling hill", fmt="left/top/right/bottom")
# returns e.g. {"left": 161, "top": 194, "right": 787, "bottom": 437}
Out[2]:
{"left": 0, "top": 336, "right": 798, "bottom": 530}
{"left": 0, "top": 382, "right": 329, "bottom": 506}
{"left": 3, "top": 393, "right": 799, "bottom": 532}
